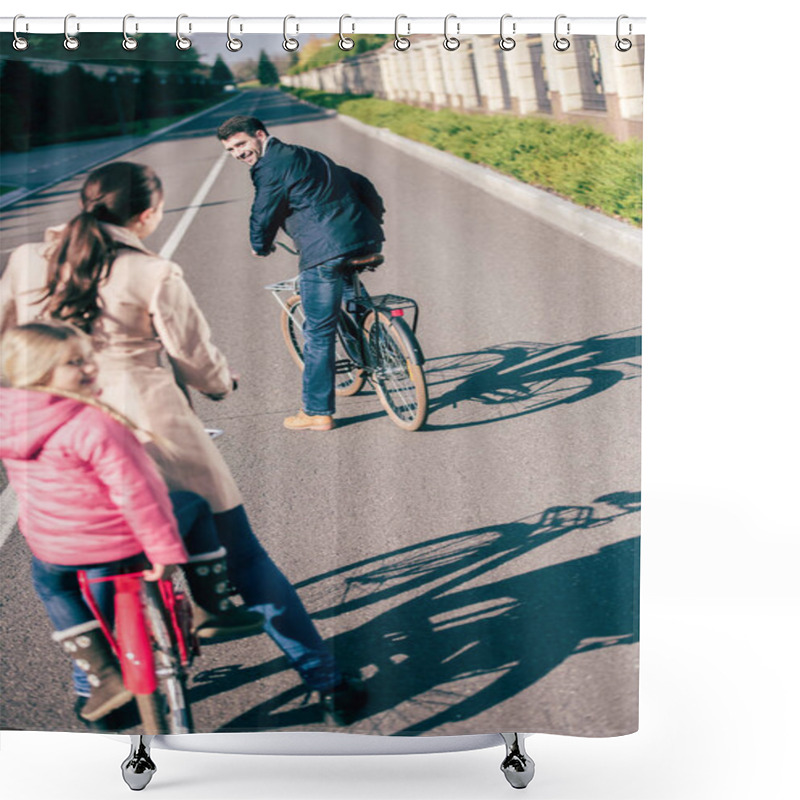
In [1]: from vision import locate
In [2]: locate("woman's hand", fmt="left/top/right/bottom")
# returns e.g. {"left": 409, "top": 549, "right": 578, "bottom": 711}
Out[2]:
{"left": 202, "top": 372, "right": 238, "bottom": 401}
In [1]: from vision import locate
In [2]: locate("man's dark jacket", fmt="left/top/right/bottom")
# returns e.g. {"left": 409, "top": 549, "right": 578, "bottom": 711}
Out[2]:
{"left": 249, "top": 137, "right": 385, "bottom": 270}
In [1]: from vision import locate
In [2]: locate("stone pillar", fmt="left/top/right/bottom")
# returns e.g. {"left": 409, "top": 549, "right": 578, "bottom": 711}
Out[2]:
{"left": 541, "top": 42, "right": 581, "bottom": 119}
{"left": 421, "top": 39, "right": 448, "bottom": 108}
{"left": 503, "top": 35, "right": 539, "bottom": 114}
{"left": 471, "top": 36, "right": 511, "bottom": 112}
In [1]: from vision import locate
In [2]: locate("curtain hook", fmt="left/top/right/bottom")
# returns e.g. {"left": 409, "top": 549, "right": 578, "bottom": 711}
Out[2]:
{"left": 282, "top": 15, "right": 299, "bottom": 51}
{"left": 615, "top": 14, "right": 632, "bottom": 52}
{"left": 176, "top": 14, "right": 192, "bottom": 50}
{"left": 122, "top": 14, "right": 138, "bottom": 51}
{"left": 553, "top": 14, "right": 570, "bottom": 51}
{"left": 12, "top": 14, "right": 29, "bottom": 51}
{"left": 339, "top": 14, "right": 355, "bottom": 50}
{"left": 499, "top": 13, "right": 516, "bottom": 51}
{"left": 63, "top": 13, "right": 79, "bottom": 51}
{"left": 226, "top": 15, "right": 243, "bottom": 51}
{"left": 443, "top": 13, "right": 460, "bottom": 51}
{"left": 394, "top": 14, "right": 410, "bottom": 51}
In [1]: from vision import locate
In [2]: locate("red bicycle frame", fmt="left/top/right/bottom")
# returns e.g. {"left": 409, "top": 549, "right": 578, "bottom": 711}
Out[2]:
{"left": 77, "top": 571, "right": 196, "bottom": 696}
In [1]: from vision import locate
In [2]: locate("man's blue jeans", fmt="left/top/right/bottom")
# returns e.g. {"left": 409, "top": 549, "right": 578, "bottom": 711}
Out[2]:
{"left": 298, "top": 244, "right": 381, "bottom": 416}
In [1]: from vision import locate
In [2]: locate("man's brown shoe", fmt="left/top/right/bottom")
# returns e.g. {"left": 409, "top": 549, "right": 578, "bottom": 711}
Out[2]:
{"left": 284, "top": 410, "right": 335, "bottom": 431}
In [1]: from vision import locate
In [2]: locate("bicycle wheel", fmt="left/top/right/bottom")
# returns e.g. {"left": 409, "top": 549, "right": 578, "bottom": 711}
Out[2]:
{"left": 142, "top": 584, "right": 193, "bottom": 734}
{"left": 362, "top": 310, "right": 428, "bottom": 431}
{"left": 280, "top": 294, "right": 366, "bottom": 397}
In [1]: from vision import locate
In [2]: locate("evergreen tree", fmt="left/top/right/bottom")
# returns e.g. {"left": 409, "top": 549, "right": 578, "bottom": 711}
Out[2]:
{"left": 211, "top": 55, "right": 234, "bottom": 85}
{"left": 257, "top": 50, "right": 279, "bottom": 85}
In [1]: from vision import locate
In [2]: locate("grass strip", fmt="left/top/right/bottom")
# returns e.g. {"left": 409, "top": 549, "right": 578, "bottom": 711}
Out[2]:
{"left": 284, "top": 87, "right": 642, "bottom": 226}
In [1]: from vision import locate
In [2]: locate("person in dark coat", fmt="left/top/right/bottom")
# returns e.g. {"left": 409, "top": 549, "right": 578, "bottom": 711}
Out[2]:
{"left": 218, "top": 115, "right": 385, "bottom": 431}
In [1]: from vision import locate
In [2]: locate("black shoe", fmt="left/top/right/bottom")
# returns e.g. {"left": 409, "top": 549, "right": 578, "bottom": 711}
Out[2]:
{"left": 74, "top": 696, "right": 141, "bottom": 731}
{"left": 319, "top": 674, "right": 368, "bottom": 726}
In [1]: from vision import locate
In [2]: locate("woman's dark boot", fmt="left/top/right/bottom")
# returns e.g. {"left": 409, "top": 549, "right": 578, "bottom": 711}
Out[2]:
{"left": 183, "top": 548, "right": 265, "bottom": 640}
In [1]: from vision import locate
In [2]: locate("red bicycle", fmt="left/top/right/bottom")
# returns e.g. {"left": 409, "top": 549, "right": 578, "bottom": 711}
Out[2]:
{"left": 78, "top": 569, "right": 197, "bottom": 734}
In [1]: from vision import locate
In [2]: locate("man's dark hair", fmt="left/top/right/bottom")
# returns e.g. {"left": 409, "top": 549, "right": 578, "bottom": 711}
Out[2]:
{"left": 217, "top": 115, "right": 268, "bottom": 140}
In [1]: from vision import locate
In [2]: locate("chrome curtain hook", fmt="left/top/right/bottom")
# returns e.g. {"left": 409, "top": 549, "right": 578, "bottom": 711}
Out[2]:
{"left": 615, "top": 14, "right": 632, "bottom": 51}
{"left": 499, "top": 13, "right": 516, "bottom": 51}
{"left": 553, "top": 14, "right": 570, "bottom": 51}
{"left": 12, "top": 14, "right": 29, "bottom": 51}
{"left": 226, "top": 15, "right": 243, "bottom": 51}
{"left": 339, "top": 14, "right": 355, "bottom": 50}
{"left": 176, "top": 14, "right": 192, "bottom": 50}
{"left": 63, "top": 13, "right": 79, "bottom": 51}
{"left": 122, "top": 14, "right": 138, "bottom": 51}
{"left": 282, "top": 15, "right": 299, "bottom": 51}
{"left": 443, "top": 14, "right": 460, "bottom": 51}
{"left": 394, "top": 14, "right": 410, "bottom": 51}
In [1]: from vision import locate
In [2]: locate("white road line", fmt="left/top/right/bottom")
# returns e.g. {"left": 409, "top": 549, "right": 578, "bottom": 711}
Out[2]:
{"left": 0, "top": 485, "right": 19, "bottom": 550}
{"left": 158, "top": 149, "right": 229, "bottom": 261}
{"left": 1, "top": 150, "right": 230, "bottom": 550}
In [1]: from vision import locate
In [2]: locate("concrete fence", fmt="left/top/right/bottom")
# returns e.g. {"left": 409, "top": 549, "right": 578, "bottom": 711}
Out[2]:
{"left": 282, "top": 34, "right": 644, "bottom": 141}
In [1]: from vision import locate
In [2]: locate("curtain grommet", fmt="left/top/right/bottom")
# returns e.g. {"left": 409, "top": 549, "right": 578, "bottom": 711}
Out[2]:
{"left": 63, "top": 13, "right": 80, "bottom": 51}
{"left": 122, "top": 14, "right": 138, "bottom": 51}
{"left": 282, "top": 15, "right": 299, "bottom": 52}
{"left": 499, "top": 14, "right": 515, "bottom": 51}
{"left": 339, "top": 14, "right": 355, "bottom": 50}
{"left": 553, "top": 14, "right": 570, "bottom": 51}
{"left": 615, "top": 15, "right": 633, "bottom": 51}
{"left": 394, "top": 15, "right": 410, "bottom": 51}
{"left": 12, "top": 14, "right": 29, "bottom": 51}
{"left": 176, "top": 14, "right": 192, "bottom": 50}
{"left": 226, "top": 15, "right": 243, "bottom": 51}
{"left": 443, "top": 14, "right": 460, "bottom": 51}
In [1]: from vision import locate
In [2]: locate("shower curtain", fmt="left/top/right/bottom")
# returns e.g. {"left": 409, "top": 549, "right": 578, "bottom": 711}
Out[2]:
{"left": 0, "top": 28, "right": 642, "bottom": 739}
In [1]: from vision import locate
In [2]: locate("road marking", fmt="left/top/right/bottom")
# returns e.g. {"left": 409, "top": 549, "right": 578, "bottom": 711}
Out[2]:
{"left": 0, "top": 485, "right": 19, "bottom": 550}
{"left": 158, "top": 150, "right": 229, "bottom": 261}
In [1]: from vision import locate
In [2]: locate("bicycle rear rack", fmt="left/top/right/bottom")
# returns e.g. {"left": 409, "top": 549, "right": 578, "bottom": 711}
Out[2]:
{"left": 366, "top": 293, "right": 420, "bottom": 333}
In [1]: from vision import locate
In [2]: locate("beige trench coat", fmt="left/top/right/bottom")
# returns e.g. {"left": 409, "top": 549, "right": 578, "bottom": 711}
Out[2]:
{"left": 0, "top": 223, "right": 243, "bottom": 513}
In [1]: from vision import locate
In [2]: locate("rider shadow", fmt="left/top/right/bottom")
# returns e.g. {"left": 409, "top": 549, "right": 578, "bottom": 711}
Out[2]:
{"left": 212, "top": 491, "right": 640, "bottom": 733}
{"left": 421, "top": 329, "right": 641, "bottom": 430}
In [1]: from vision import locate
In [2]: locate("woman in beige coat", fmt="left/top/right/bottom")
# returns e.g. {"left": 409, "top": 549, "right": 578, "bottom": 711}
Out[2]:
{"left": 0, "top": 162, "right": 365, "bottom": 726}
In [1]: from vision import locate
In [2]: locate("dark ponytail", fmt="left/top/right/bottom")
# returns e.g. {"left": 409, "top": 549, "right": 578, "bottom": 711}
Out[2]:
{"left": 43, "top": 162, "right": 163, "bottom": 332}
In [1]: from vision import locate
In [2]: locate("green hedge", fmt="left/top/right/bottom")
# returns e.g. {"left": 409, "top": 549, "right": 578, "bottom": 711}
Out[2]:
{"left": 286, "top": 87, "right": 642, "bottom": 226}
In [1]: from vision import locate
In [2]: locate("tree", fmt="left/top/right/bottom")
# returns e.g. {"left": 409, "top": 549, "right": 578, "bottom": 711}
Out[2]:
{"left": 257, "top": 51, "right": 279, "bottom": 85}
{"left": 210, "top": 55, "right": 234, "bottom": 85}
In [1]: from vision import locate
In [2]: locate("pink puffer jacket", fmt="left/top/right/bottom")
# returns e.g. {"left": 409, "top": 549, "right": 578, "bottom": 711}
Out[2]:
{"left": 0, "top": 388, "right": 188, "bottom": 566}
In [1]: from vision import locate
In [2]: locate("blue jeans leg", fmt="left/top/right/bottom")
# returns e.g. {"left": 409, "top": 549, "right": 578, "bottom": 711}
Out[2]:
{"left": 298, "top": 263, "right": 343, "bottom": 416}
{"left": 212, "top": 505, "right": 341, "bottom": 691}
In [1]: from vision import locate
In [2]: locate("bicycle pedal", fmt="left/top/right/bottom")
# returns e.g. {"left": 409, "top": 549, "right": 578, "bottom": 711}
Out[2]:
{"left": 335, "top": 359, "right": 355, "bottom": 373}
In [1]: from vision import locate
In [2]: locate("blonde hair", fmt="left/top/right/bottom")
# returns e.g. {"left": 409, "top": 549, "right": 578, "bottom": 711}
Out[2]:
{"left": 1, "top": 320, "right": 88, "bottom": 389}
{"left": 0, "top": 321, "right": 143, "bottom": 434}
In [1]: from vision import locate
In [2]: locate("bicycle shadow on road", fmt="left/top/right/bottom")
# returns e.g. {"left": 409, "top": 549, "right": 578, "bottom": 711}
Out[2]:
{"left": 421, "top": 329, "right": 641, "bottom": 431}
{"left": 209, "top": 490, "right": 640, "bottom": 734}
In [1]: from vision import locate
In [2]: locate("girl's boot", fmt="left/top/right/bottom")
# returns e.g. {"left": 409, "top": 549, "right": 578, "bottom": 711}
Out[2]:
{"left": 54, "top": 621, "right": 133, "bottom": 722}
{"left": 184, "top": 548, "right": 265, "bottom": 640}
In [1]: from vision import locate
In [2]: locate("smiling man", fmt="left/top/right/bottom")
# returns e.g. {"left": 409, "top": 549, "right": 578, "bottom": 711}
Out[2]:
{"left": 217, "top": 115, "right": 385, "bottom": 431}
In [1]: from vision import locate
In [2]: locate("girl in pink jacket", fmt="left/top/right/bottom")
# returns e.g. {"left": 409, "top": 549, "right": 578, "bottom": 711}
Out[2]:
{"left": 0, "top": 321, "right": 262, "bottom": 725}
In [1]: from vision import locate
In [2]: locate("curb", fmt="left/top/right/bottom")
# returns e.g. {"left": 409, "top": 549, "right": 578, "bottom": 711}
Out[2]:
{"left": 332, "top": 112, "right": 642, "bottom": 266}
{"left": 0, "top": 93, "right": 243, "bottom": 212}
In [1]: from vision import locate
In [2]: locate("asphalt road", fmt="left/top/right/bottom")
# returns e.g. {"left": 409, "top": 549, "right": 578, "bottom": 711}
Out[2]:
{"left": 0, "top": 89, "right": 641, "bottom": 737}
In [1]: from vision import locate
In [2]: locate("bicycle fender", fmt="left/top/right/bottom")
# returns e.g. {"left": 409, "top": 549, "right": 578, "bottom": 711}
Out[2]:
{"left": 388, "top": 315, "right": 425, "bottom": 366}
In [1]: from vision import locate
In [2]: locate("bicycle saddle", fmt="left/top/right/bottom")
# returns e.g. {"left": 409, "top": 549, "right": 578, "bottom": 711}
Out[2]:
{"left": 338, "top": 253, "right": 385, "bottom": 272}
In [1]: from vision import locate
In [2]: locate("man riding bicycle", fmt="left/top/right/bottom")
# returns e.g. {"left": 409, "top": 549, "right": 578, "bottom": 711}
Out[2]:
{"left": 218, "top": 115, "right": 385, "bottom": 431}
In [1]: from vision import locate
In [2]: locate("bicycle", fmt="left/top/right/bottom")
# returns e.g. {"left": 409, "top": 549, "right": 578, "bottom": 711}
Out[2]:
{"left": 78, "top": 569, "right": 197, "bottom": 734}
{"left": 266, "top": 245, "right": 429, "bottom": 431}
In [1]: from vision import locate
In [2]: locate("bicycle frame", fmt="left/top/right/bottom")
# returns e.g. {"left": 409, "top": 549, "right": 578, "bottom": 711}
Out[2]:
{"left": 77, "top": 570, "right": 197, "bottom": 716}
